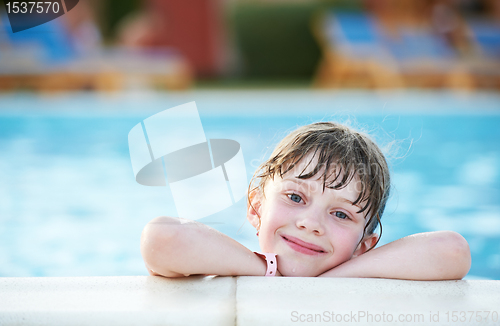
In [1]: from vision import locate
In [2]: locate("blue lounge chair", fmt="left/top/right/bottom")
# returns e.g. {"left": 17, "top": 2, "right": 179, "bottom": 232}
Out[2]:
{"left": 314, "top": 10, "right": 471, "bottom": 89}
{"left": 468, "top": 20, "right": 500, "bottom": 59}
{"left": 314, "top": 11, "right": 402, "bottom": 88}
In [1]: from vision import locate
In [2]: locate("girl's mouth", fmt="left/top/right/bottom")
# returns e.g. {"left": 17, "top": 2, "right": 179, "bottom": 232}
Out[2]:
{"left": 281, "top": 235, "right": 326, "bottom": 255}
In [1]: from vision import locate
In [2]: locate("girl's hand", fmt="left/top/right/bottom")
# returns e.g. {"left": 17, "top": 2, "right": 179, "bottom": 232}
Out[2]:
{"left": 318, "top": 231, "right": 470, "bottom": 280}
{"left": 141, "top": 216, "right": 269, "bottom": 277}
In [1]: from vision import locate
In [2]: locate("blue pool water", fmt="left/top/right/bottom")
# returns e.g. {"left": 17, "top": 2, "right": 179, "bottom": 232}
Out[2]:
{"left": 0, "top": 90, "right": 499, "bottom": 279}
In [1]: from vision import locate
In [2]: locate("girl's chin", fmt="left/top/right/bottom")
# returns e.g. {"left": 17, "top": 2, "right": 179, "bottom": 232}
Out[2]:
{"left": 281, "top": 269, "right": 321, "bottom": 277}
{"left": 278, "top": 261, "right": 321, "bottom": 277}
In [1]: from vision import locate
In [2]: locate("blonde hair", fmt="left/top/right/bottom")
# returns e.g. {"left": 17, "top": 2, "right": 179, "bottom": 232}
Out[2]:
{"left": 248, "top": 122, "right": 390, "bottom": 250}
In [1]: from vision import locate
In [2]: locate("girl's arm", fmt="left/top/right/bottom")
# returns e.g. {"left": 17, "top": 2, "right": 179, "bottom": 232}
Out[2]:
{"left": 318, "top": 231, "right": 471, "bottom": 280}
{"left": 141, "top": 216, "right": 268, "bottom": 277}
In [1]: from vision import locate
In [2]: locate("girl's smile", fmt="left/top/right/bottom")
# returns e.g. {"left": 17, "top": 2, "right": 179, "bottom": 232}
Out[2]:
{"left": 280, "top": 234, "right": 327, "bottom": 255}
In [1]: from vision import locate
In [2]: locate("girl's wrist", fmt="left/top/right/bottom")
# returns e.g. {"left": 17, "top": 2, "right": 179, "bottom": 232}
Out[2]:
{"left": 254, "top": 252, "right": 279, "bottom": 276}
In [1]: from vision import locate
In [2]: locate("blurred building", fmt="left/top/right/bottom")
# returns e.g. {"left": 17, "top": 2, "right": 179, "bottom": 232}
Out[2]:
{"left": 115, "top": 0, "right": 228, "bottom": 78}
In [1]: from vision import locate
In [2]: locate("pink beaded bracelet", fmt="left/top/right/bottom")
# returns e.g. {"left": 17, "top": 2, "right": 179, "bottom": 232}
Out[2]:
{"left": 254, "top": 252, "right": 277, "bottom": 276}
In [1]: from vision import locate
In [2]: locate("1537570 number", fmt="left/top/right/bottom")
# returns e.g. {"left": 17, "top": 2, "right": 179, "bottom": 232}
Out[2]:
{"left": 5, "top": 2, "right": 60, "bottom": 14}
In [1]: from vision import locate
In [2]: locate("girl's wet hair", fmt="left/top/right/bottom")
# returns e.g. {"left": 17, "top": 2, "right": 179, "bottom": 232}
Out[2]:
{"left": 248, "top": 122, "right": 391, "bottom": 250}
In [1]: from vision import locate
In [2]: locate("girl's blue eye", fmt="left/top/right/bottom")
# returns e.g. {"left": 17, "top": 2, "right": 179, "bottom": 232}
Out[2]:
{"left": 289, "top": 194, "right": 302, "bottom": 203}
{"left": 334, "top": 211, "right": 348, "bottom": 220}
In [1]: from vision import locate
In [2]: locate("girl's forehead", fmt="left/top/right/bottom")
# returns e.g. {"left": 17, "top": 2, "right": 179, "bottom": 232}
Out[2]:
{"left": 269, "top": 165, "right": 361, "bottom": 196}
{"left": 282, "top": 153, "right": 361, "bottom": 186}
{"left": 268, "top": 153, "right": 368, "bottom": 205}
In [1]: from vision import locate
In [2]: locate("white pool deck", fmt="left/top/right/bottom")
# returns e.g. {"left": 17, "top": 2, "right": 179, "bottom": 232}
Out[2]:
{"left": 0, "top": 276, "right": 499, "bottom": 326}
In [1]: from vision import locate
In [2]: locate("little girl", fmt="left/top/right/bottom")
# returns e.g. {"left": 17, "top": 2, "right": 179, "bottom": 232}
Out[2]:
{"left": 140, "top": 122, "right": 471, "bottom": 279}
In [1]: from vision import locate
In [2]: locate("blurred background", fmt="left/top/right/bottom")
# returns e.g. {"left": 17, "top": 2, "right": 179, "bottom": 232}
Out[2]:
{"left": 1, "top": 0, "right": 500, "bottom": 89}
{"left": 0, "top": 0, "right": 499, "bottom": 279}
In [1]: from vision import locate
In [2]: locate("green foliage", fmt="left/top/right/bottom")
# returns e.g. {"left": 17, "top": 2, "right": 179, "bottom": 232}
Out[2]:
{"left": 231, "top": 0, "right": 363, "bottom": 79}
{"left": 100, "top": 0, "right": 141, "bottom": 40}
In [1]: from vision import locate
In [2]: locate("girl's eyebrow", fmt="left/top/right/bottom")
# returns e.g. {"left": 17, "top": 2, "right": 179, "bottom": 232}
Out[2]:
{"left": 282, "top": 178, "right": 307, "bottom": 187}
{"left": 338, "top": 197, "right": 363, "bottom": 211}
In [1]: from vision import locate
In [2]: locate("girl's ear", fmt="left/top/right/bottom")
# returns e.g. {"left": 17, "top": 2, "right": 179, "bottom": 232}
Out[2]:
{"left": 352, "top": 233, "right": 379, "bottom": 258}
{"left": 247, "top": 188, "right": 262, "bottom": 229}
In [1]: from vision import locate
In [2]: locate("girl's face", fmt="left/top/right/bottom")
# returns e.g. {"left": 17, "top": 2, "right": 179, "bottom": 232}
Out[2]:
{"left": 248, "top": 157, "right": 377, "bottom": 277}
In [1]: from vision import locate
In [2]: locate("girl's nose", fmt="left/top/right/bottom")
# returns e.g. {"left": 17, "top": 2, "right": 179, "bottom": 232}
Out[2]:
{"left": 296, "top": 213, "right": 324, "bottom": 235}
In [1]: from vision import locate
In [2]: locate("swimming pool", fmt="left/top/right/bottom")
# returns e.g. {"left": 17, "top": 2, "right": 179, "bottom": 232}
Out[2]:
{"left": 0, "top": 90, "right": 499, "bottom": 279}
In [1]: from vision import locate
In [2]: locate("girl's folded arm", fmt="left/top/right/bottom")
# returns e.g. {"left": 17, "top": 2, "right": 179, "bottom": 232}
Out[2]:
{"left": 140, "top": 216, "right": 267, "bottom": 277}
{"left": 318, "top": 231, "right": 471, "bottom": 280}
